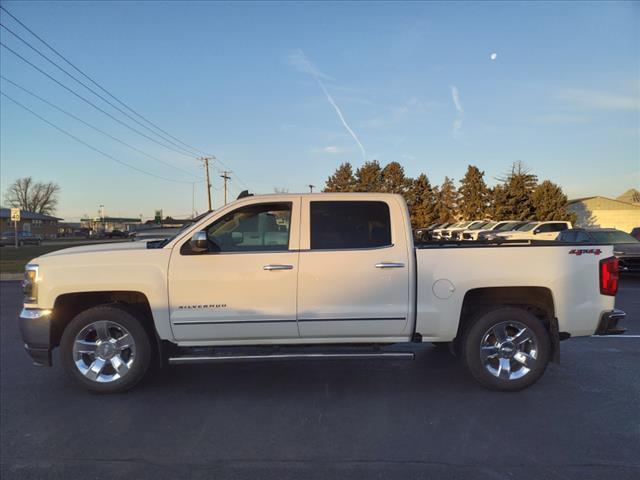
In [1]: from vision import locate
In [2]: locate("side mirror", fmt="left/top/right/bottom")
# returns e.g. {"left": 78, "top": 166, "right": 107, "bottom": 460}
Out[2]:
{"left": 533, "top": 229, "right": 539, "bottom": 235}
{"left": 190, "top": 231, "right": 208, "bottom": 253}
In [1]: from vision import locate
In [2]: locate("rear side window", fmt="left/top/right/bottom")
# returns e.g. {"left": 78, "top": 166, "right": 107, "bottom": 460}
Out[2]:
{"left": 560, "top": 231, "right": 576, "bottom": 242}
{"left": 310, "top": 201, "right": 392, "bottom": 250}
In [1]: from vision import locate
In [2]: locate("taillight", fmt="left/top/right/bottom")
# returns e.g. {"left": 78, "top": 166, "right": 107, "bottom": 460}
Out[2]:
{"left": 599, "top": 256, "right": 619, "bottom": 296}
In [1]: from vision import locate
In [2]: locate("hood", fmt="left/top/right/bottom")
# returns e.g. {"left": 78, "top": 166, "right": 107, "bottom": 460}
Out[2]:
{"left": 41, "top": 241, "right": 151, "bottom": 258}
{"left": 613, "top": 243, "right": 640, "bottom": 256}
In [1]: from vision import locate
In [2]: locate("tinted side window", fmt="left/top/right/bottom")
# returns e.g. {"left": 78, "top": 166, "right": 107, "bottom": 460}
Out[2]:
{"left": 560, "top": 231, "right": 576, "bottom": 242}
{"left": 575, "top": 232, "right": 591, "bottom": 242}
{"left": 310, "top": 201, "right": 392, "bottom": 250}
{"left": 204, "top": 202, "right": 291, "bottom": 252}
{"left": 551, "top": 223, "right": 568, "bottom": 232}
{"left": 536, "top": 224, "right": 552, "bottom": 233}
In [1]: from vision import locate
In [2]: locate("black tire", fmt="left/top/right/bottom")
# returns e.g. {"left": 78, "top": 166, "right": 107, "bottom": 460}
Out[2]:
{"left": 461, "top": 307, "right": 550, "bottom": 391}
{"left": 60, "top": 305, "right": 152, "bottom": 393}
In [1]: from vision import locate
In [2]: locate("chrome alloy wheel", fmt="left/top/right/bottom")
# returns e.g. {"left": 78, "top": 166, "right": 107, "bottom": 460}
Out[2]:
{"left": 72, "top": 320, "right": 136, "bottom": 383}
{"left": 479, "top": 321, "right": 538, "bottom": 381}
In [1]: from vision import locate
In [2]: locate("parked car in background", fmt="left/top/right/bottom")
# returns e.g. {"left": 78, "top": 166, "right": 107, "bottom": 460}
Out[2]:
{"left": 496, "top": 221, "right": 572, "bottom": 241}
{"left": 477, "top": 221, "right": 529, "bottom": 241}
{"left": 431, "top": 222, "right": 455, "bottom": 240}
{"left": 460, "top": 220, "right": 494, "bottom": 240}
{"left": 414, "top": 223, "right": 440, "bottom": 242}
{"left": 630, "top": 227, "right": 640, "bottom": 241}
{"left": 558, "top": 228, "right": 640, "bottom": 274}
{"left": 447, "top": 220, "right": 485, "bottom": 240}
{"left": 105, "top": 230, "right": 128, "bottom": 239}
{"left": 0, "top": 231, "right": 42, "bottom": 247}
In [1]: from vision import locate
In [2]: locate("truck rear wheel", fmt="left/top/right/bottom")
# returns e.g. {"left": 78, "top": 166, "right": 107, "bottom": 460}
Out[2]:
{"left": 60, "top": 305, "right": 151, "bottom": 393}
{"left": 461, "top": 307, "right": 550, "bottom": 391}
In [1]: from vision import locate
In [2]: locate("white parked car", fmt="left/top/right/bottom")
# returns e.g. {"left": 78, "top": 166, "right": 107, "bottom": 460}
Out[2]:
{"left": 460, "top": 220, "right": 495, "bottom": 240}
{"left": 441, "top": 221, "right": 473, "bottom": 240}
{"left": 496, "top": 221, "right": 572, "bottom": 241}
{"left": 431, "top": 222, "right": 456, "bottom": 240}
{"left": 477, "top": 221, "right": 529, "bottom": 241}
{"left": 19, "top": 194, "right": 620, "bottom": 394}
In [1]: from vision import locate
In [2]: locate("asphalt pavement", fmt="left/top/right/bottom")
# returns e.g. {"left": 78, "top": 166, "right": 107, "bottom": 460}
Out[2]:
{"left": 1, "top": 279, "right": 638, "bottom": 479}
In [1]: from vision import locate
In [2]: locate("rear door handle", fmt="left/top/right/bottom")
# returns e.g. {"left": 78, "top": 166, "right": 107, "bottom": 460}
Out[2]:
{"left": 263, "top": 264, "right": 294, "bottom": 271}
{"left": 375, "top": 262, "right": 405, "bottom": 269}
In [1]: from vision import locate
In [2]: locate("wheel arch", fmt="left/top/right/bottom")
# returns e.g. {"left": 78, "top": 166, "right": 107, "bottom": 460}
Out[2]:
{"left": 51, "top": 291, "right": 159, "bottom": 352}
{"left": 456, "top": 286, "right": 560, "bottom": 362}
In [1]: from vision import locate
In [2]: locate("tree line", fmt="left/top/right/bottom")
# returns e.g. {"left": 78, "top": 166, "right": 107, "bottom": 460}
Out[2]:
{"left": 324, "top": 160, "right": 576, "bottom": 228}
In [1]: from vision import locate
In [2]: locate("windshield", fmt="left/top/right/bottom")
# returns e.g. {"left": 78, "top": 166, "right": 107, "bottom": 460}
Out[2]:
{"left": 469, "top": 221, "right": 489, "bottom": 230}
{"left": 590, "top": 231, "right": 639, "bottom": 244}
{"left": 497, "top": 221, "right": 520, "bottom": 231}
{"left": 480, "top": 222, "right": 497, "bottom": 230}
{"left": 517, "top": 222, "right": 539, "bottom": 232}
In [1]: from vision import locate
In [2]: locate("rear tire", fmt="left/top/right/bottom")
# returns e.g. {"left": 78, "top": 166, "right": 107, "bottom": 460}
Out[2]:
{"left": 60, "top": 305, "right": 151, "bottom": 393}
{"left": 461, "top": 307, "right": 550, "bottom": 391}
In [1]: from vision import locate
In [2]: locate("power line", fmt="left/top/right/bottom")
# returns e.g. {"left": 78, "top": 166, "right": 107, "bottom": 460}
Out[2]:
{"left": 0, "top": 5, "right": 208, "bottom": 157}
{"left": 1, "top": 75, "right": 203, "bottom": 181}
{"left": 1, "top": 91, "right": 196, "bottom": 184}
{"left": 0, "top": 21, "right": 201, "bottom": 158}
{"left": 0, "top": 5, "right": 251, "bottom": 191}
{"left": 0, "top": 41, "right": 198, "bottom": 160}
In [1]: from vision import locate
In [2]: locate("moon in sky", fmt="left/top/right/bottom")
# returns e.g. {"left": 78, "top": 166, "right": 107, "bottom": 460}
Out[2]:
{"left": 490, "top": 53, "right": 498, "bottom": 61}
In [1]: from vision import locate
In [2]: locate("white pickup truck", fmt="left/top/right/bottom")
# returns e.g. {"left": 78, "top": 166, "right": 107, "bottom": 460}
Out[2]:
{"left": 19, "top": 193, "right": 625, "bottom": 393}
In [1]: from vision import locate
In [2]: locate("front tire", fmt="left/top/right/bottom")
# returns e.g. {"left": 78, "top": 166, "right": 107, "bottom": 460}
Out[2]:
{"left": 461, "top": 307, "right": 550, "bottom": 391}
{"left": 60, "top": 305, "right": 151, "bottom": 393}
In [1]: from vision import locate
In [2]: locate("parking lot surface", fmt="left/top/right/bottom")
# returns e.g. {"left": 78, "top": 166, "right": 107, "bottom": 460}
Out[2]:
{"left": 1, "top": 279, "right": 639, "bottom": 479}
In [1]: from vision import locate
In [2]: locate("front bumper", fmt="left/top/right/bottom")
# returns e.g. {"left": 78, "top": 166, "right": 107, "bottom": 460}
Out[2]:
{"left": 19, "top": 308, "right": 53, "bottom": 366}
{"left": 594, "top": 309, "right": 627, "bottom": 336}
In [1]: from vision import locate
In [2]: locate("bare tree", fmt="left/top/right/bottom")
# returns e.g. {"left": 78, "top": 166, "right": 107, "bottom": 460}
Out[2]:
{"left": 4, "top": 177, "right": 61, "bottom": 215}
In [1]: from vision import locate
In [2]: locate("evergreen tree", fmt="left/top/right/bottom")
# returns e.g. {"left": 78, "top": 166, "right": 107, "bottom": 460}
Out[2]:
{"left": 381, "top": 161, "right": 410, "bottom": 195}
{"left": 498, "top": 162, "right": 538, "bottom": 220}
{"left": 532, "top": 180, "right": 576, "bottom": 222}
{"left": 487, "top": 184, "right": 510, "bottom": 221}
{"left": 435, "top": 176, "right": 458, "bottom": 223}
{"left": 458, "top": 165, "right": 489, "bottom": 219}
{"left": 324, "top": 162, "right": 356, "bottom": 192}
{"left": 406, "top": 173, "right": 437, "bottom": 228}
{"left": 354, "top": 160, "right": 383, "bottom": 192}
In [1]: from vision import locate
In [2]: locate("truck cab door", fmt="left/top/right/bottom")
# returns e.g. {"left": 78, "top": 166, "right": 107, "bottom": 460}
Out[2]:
{"left": 168, "top": 198, "right": 301, "bottom": 342}
{"left": 296, "top": 197, "right": 412, "bottom": 340}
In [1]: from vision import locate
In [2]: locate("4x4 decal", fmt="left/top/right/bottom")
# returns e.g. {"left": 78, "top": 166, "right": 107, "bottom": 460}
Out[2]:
{"left": 568, "top": 248, "right": 602, "bottom": 256}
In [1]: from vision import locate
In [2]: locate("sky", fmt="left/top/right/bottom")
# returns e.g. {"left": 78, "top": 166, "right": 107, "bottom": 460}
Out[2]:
{"left": 0, "top": 1, "right": 638, "bottom": 221}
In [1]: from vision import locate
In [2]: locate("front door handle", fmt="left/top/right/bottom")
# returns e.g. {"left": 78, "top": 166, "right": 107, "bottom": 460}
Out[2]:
{"left": 263, "top": 264, "right": 294, "bottom": 271}
{"left": 375, "top": 262, "right": 405, "bottom": 269}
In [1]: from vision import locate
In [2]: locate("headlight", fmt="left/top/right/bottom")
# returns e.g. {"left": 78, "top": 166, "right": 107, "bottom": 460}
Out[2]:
{"left": 23, "top": 264, "right": 39, "bottom": 303}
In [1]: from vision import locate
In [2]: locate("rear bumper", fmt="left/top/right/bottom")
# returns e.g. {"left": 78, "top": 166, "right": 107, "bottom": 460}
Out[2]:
{"left": 19, "top": 308, "right": 53, "bottom": 366}
{"left": 594, "top": 309, "right": 627, "bottom": 336}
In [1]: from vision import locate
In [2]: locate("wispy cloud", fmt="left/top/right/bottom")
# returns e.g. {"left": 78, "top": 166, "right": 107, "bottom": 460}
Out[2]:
{"left": 323, "top": 145, "right": 341, "bottom": 154}
{"left": 556, "top": 89, "right": 640, "bottom": 111}
{"left": 450, "top": 85, "right": 464, "bottom": 137}
{"left": 287, "top": 49, "right": 366, "bottom": 160}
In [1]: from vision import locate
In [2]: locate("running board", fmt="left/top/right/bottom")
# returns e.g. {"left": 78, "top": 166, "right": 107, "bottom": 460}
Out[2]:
{"left": 168, "top": 351, "right": 414, "bottom": 365}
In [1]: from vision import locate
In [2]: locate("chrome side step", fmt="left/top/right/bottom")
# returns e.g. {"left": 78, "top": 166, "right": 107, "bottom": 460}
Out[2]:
{"left": 168, "top": 351, "right": 414, "bottom": 365}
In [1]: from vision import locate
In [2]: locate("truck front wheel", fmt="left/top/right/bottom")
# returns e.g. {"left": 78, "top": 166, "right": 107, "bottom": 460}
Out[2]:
{"left": 462, "top": 307, "right": 550, "bottom": 391}
{"left": 60, "top": 305, "right": 152, "bottom": 393}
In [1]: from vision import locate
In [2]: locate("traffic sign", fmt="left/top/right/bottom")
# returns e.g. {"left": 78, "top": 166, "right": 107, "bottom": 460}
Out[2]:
{"left": 10, "top": 208, "right": 20, "bottom": 222}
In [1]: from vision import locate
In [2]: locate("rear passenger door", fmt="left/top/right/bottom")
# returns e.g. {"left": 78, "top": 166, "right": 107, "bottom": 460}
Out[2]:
{"left": 297, "top": 198, "right": 411, "bottom": 339}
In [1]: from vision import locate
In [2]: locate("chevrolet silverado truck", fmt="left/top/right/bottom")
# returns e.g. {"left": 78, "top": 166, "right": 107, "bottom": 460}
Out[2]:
{"left": 19, "top": 193, "right": 625, "bottom": 393}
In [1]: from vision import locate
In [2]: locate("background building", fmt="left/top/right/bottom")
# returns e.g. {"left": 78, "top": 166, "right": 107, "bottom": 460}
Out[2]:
{"left": 0, "top": 208, "right": 61, "bottom": 238}
{"left": 568, "top": 189, "right": 640, "bottom": 233}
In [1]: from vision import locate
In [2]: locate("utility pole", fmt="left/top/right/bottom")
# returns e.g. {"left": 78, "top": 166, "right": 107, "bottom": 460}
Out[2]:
{"left": 199, "top": 157, "right": 213, "bottom": 211}
{"left": 308, "top": 184, "right": 315, "bottom": 193}
{"left": 221, "top": 171, "right": 232, "bottom": 205}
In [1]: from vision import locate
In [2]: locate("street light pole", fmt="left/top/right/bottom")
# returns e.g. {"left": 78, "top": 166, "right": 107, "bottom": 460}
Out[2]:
{"left": 308, "top": 184, "right": 315, "bottom": 193}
